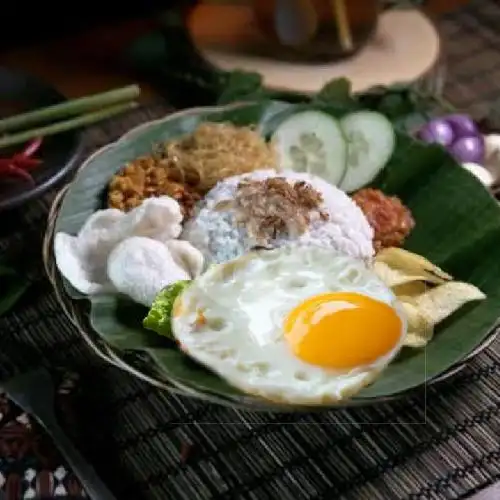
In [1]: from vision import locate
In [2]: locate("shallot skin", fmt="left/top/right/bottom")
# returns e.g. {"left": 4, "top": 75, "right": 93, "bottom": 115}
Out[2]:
{"left": 417, "top": 119, "right": 454, "bottom": 147}
{"left": 417, "top": 115, "right": 486, "bottom": 165}
{"left": 449, "top": 136, "right": 485, "bottom": 164}
{"left": 446, "top": 114, "right": 479, "bottom": 138}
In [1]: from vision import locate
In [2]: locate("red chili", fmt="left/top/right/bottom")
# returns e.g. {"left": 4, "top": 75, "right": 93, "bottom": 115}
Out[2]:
{"left": 20, "top": 137, "right": 43, "bottom": 158}
{"left": 0, "top": 137, "right": 43, "bottom": 185}
{"left": 0, "top": 157, "right": 40, "bottom": 168}
{"left": 11, "top": 156, "right": 42, "bottom": 169}
{"left": 0, "top": 163, "right": 35, "bottom": 185}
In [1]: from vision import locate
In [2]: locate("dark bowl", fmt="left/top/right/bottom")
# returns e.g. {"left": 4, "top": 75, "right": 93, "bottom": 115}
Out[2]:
{"left": 0, "top": 67, "right": 84, "bottom": 211}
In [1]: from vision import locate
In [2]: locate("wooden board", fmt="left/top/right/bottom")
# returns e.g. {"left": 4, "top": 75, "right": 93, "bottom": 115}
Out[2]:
{"left": 193, "top": 8, "right": 441, "bottom": 94}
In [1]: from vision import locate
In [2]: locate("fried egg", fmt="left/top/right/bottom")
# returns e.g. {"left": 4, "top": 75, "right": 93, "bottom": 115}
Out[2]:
{"left": 172, "top": 246, "right": 407, "bottom": 405}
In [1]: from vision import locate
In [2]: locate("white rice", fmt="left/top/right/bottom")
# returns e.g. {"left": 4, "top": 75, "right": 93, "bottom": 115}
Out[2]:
{"left": 181, "top": 169, "right": 374, "bottom": 266}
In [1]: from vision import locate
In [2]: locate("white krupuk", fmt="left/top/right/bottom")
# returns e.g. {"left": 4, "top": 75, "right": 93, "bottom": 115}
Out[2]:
{"left": 55, "top": 196, "right": 203, "bottom": 305}
{"left": 107, "top": 237, "right": 192, "bottom": 307}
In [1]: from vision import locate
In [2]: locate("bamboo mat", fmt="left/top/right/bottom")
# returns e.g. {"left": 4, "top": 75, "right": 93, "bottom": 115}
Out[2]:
{"left": 1, "top": 1, "right": 500, "bottom": 499}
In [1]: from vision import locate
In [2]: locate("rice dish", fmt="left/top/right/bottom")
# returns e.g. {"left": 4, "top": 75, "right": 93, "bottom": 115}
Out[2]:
{"left": 181, "top": 170, "right": 374, "bottom": 266}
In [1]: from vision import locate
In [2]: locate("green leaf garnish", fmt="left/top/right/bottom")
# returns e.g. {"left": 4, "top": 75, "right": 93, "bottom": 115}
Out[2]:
{"left": 143, "top": 280, "right": 191, "bottom": 339}
{"left": 313, "top": 77, "right": 353, "bottom": 105}
{"left": 217, "top": 70, "right": 267, "bottom": 105}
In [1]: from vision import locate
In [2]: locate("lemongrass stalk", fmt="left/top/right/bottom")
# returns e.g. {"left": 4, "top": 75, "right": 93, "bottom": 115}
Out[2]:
{"left": 0, "top": 85, "right": 140, "bottom": 134}
{"left": 0, "top": 102, "right": 138, "bottom": 149}
{"left": 331, "top": 0, "right": 353, "bottom": 52}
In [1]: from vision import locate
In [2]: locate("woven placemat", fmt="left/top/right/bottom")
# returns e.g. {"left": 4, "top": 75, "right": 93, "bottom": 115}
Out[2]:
{"left": 2, "top": 1, "right": 500, "bottom": 499}
{"left": 441, "top": 0, "right": 500, "bottom": 118}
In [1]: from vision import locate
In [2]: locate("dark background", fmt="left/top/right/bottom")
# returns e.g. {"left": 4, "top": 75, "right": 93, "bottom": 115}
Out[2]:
{"left": 0, "top": 1, "right": 196, "bottom": 50}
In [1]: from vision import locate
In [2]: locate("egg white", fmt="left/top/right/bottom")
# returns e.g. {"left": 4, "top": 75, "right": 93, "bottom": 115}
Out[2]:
{"left": 172, "top": 246, "right": 406, "bottom": 405}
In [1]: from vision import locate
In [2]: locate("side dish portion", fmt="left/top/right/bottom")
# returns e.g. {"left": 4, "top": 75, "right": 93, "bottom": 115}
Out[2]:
{"left": 143, "top": 245, "right": 484, "bottom": 404}
{"left": 170, "top": 246, "right": 406, "bottom": 405}
{"left": 108, "top": 122, "right": 277, "bottom": 212}
{"left": 54, "top": 196, "right": 204, "bottom": 306}
{"left": 352, "top": 188, "right": 415, "bottom": 251}
{"left": 271, "top": 110, "right": 396, "bottom": 193}
{"left": 373, "top": 248, "right": 485, "bottom": 348}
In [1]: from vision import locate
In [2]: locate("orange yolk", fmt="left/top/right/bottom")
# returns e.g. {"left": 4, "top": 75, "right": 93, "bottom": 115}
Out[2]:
{"left": 283, "top": 292, "right": 402, "bottom": 370}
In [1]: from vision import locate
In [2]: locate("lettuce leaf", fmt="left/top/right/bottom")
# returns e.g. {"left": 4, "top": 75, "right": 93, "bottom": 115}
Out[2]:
{"left": 143, "top": 280, "right": 191, "bottom": 339}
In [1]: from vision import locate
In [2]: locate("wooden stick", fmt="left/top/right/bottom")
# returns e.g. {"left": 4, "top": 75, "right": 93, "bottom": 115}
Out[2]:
{"left": 331, "top": 0, "right": 353, "bottom": 52}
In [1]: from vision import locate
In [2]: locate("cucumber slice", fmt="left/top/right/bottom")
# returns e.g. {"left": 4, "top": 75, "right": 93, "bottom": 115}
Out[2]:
{"left": 339, "top": 111, "right": 396, "bottom": 193}
{"left": 271, "top": 110, "right": 347, "bottom": 186}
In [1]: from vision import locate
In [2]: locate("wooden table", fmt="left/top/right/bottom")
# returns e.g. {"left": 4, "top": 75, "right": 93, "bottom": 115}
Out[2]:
{"left": 0, "top": 2, "right": 469, "bottom": 100}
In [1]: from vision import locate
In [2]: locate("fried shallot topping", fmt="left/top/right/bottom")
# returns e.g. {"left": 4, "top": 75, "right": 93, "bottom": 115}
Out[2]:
{"left": 216, "top": 177, "right": 328, "bottom": 246}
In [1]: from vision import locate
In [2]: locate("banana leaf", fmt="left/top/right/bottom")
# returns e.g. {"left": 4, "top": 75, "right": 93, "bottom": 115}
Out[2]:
{"left": 53, "top": 92, "right": 500, "bottom": 408}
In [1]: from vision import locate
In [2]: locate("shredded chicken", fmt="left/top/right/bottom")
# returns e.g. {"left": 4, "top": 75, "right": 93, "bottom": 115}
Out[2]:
{"left": 154, "top": 122, "right": 278, "bottom": 194}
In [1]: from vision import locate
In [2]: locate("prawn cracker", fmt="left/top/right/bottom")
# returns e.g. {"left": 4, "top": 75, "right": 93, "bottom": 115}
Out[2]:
{"left": 410, "top": 281, "right": 486, "bottom": 327}
{"left": 400, "top": 300, "right": 434, "bottom": 347}
{"left": 373, "top": 261, "right": 430, "bottom": 289}
{"left": 375, "top": 247, "right": 452, "bottom": 284}
{"left": 373, "top": 252, "right": 485, "bottom": 348}
{"left": 393, "top": 281, "right": 428, "bottom": 298}
{"left": 398, "top": 281, "right": 485, "bottom": 348}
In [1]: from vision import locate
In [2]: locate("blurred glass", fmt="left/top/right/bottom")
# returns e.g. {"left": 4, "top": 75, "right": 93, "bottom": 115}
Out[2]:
{"left": 253, "top": 0, "right": 380, "bottom": 61}
{"left": 188, "top": 0, "right": 381, "bottom": 62}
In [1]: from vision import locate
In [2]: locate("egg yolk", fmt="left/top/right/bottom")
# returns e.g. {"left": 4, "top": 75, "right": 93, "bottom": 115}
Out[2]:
{"left": 283, "top": 292, "right": 402, "bottom": 370}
